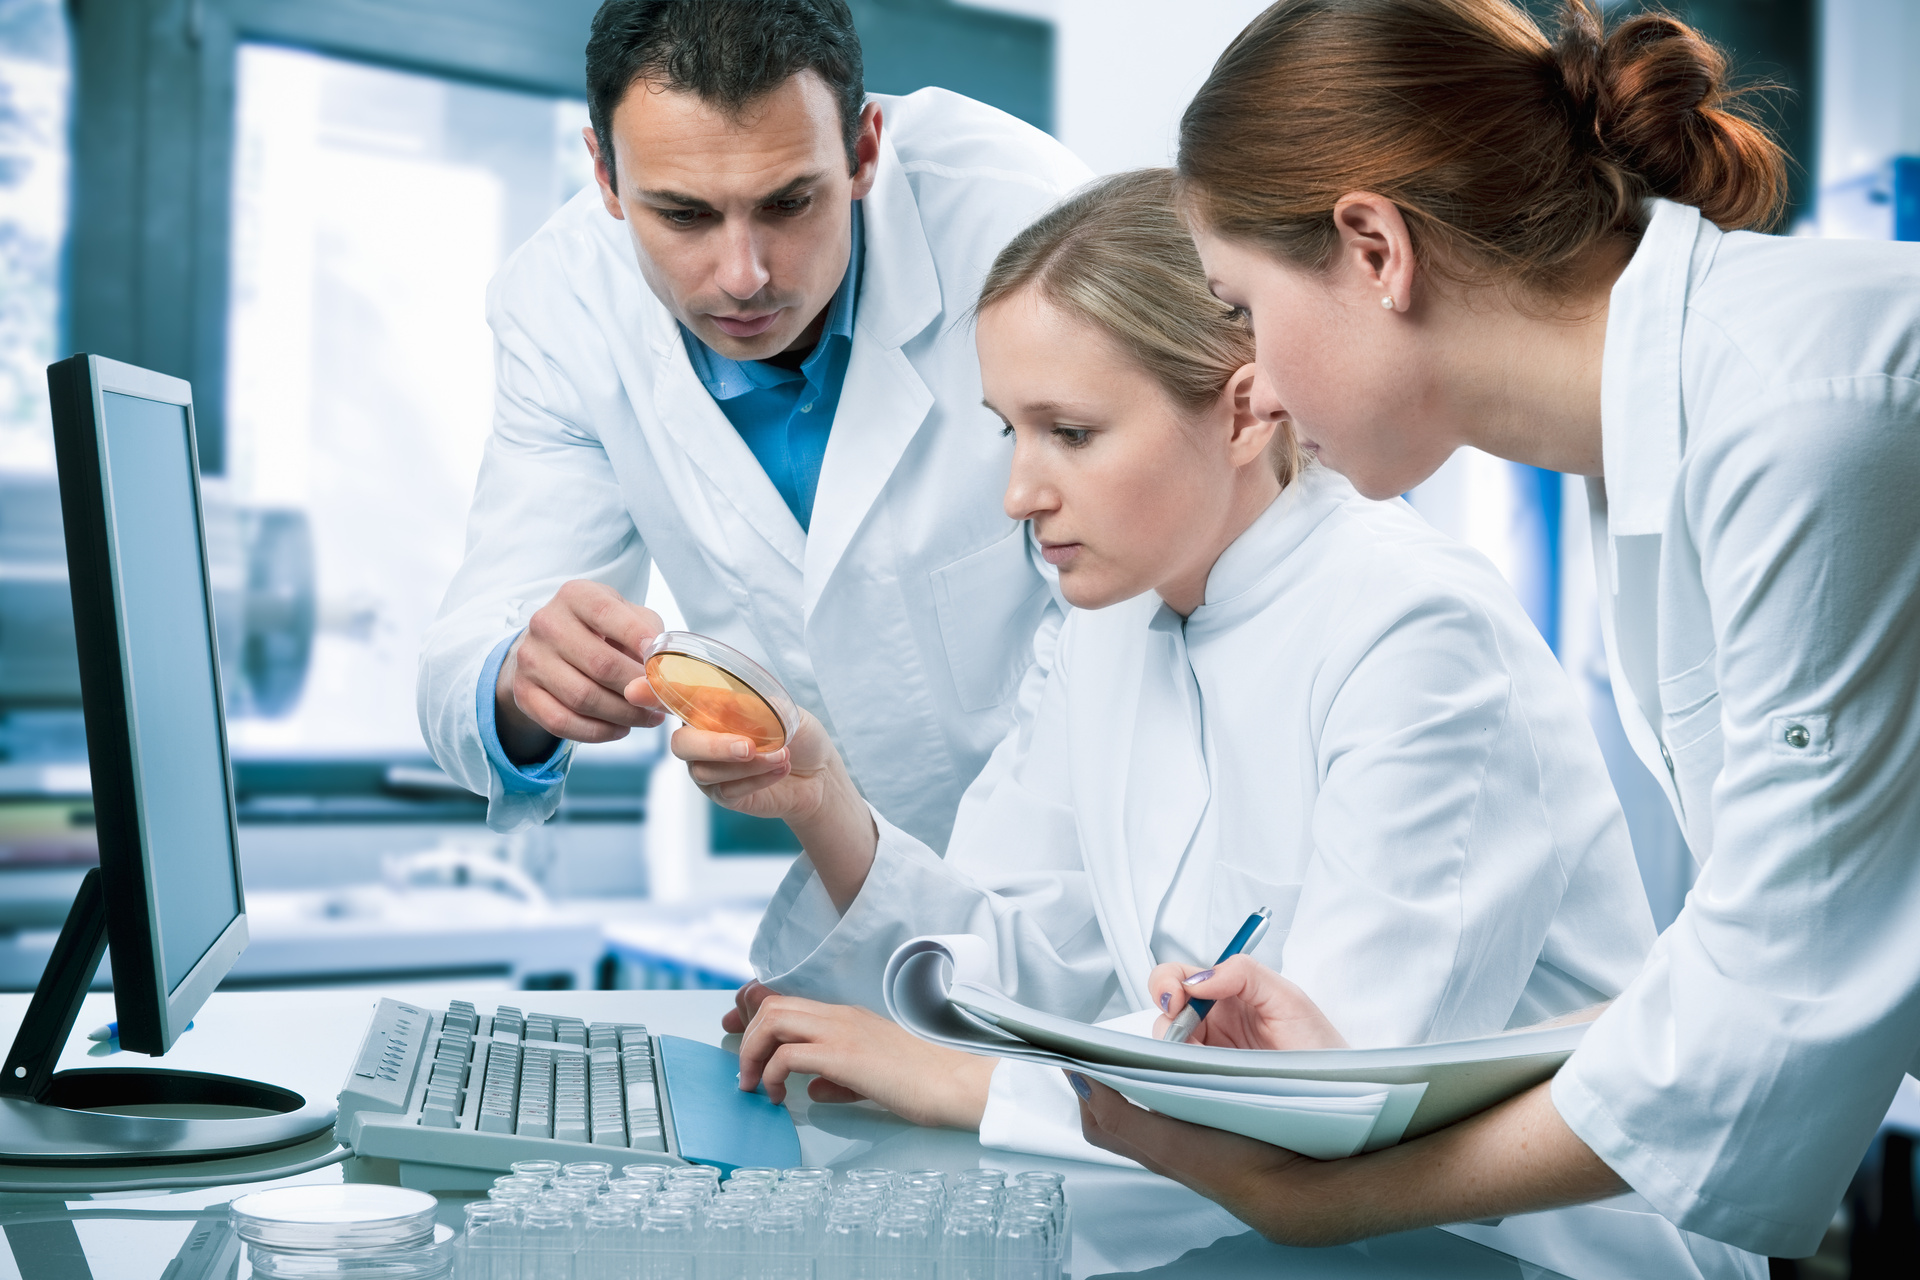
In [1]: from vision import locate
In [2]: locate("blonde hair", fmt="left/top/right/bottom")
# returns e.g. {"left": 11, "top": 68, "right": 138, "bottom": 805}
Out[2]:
{"left": 978, "top": 168, "right": 1300, "bottom": 485}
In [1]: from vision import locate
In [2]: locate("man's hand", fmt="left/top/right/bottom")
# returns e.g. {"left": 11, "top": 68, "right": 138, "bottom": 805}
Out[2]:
{"left": 496, "top": 581, "right": 666, "bottom": 763}
{"left": 736, "top": 994, "right": 996, "bottom": 1130}
{"left": 1147, "top": 956, "right": 1348, "bottom": 1050}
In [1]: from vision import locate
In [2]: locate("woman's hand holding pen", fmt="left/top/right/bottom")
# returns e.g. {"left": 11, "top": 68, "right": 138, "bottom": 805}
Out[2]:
{"left": 1147, "top": 956, "right": 1348, "bottom": 1051}
{"left": 657, "top": 701, "right": 877, "bottom": 911}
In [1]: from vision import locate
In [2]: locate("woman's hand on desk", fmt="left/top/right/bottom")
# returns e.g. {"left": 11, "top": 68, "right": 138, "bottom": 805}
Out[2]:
{"left": 736, "top": 994, "right": 996, "bottom": 1130}
{"left": 1148, "top": 956, "right": 1348, "bottom": 1050}
{"left": 664, "top": 708, "right": 878, "bottom": 910}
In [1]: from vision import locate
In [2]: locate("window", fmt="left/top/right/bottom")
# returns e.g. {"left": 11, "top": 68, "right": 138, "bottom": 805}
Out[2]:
{"left": 223, "top": 44, "right": 595, "bottom": 755}
{"left": 0, "top": 0, "right": 66, "bottom": 474}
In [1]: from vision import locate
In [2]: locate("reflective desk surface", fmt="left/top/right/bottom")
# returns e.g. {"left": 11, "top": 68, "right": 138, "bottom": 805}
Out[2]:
{"left": 0, "top": 990, "right": 1566, "bottom": 1279}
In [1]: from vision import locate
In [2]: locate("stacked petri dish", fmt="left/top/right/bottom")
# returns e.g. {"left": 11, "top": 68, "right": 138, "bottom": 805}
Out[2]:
{"left": 454, "top": 1163, "right": 1070, "bottom": 1279}
{"left": 229, "top": 1185, "right": 454, "bottom": 1279}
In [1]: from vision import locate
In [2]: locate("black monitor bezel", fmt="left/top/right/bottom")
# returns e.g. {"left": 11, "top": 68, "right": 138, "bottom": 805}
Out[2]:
{"left": 46, "top": 353, "right": 249, "bottom": 1057}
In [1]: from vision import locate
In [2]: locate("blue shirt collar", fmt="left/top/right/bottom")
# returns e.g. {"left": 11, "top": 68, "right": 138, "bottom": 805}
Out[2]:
{"left": 682, "top": 202, "right": 863, "bottom": 401}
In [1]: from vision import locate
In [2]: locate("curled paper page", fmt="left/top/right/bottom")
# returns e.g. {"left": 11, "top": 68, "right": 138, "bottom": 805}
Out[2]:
{"left": 884, "top": 934, "right": 1587, "bottom": 1154}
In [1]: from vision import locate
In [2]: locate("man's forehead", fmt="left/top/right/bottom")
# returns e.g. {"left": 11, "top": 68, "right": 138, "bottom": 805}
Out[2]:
{"left": 611, "top": 72, "right": 843, "bottom": 189}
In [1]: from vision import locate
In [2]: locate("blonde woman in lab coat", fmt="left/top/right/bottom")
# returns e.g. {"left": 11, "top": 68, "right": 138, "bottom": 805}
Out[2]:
{"left": 1064, "top": 0, "right": 1920, "bottom": 1270}
{"left": 667, "top": 169, "right": 1760, "bottom": 1279}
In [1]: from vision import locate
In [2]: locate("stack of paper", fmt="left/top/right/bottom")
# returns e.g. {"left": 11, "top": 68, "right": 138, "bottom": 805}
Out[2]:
{"left": 884, "top": 935, "right": 1588, "bottom": 1160}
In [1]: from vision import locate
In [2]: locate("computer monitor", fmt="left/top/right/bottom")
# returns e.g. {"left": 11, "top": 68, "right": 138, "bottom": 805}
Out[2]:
{"left": 51, "top": 357, "right": 247, "bottom": 1052}
{"left": 0, "top": 355, "right": 332, "bottom": 1166}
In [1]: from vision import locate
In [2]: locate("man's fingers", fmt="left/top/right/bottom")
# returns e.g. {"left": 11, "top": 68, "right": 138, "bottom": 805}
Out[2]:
{"left": 511, "top": 682, "right": 633, "bottom": 745}
{"left": 514, "top": 634, "right": 659, "bottom": 729}
{"left": 625, "top": 675, "right": 668, "bottom": 714}
{"left": 567, "top": 584, "right": 663, "bottom": 664}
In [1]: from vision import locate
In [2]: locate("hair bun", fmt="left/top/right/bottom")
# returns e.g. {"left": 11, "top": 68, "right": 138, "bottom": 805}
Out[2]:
{"left": 1552, "top": 0, "right": 1785, "bottom": 231}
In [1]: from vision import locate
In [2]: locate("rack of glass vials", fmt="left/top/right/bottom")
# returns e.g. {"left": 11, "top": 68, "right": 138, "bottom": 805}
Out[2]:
{"left": 457, "top": 1159, "right": 1071, "bottom": 1279}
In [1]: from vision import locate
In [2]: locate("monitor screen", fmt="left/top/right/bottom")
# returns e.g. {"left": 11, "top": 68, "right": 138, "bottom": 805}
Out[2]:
{"left": 99, "top": 392, "right": 241, "bottom": 996}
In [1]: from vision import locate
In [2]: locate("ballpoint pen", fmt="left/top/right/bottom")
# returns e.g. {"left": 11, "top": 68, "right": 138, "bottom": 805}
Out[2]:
{"left": 1163, "top": 906, "right": 1272, "bottom": 1045}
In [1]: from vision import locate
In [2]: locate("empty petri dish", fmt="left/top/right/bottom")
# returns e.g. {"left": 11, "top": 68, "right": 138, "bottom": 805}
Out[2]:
{"left": 229, "top": 1185, "right": 438, "bottom": 1254}
{"left": 247, "top": 1224, "right": 455, "bottom": 1279}
{"left": 641, "top": 632, "right": 798, "bottom": 753}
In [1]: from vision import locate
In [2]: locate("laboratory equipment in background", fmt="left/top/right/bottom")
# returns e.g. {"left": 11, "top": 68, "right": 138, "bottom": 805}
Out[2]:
{"left": 334, "top": 997, "right": 800, "bottom": 1188}
{"left": 0, "top": 467, "right": 320, "bottom": 941}
{"left": 0, "top": 354, "right": 335, "bottom": 1166}
{"left": 0, "top": 470, "right": 319, "bottom": 736}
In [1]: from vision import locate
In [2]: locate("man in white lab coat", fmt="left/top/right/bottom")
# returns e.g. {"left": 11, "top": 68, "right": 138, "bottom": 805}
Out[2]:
{"left": 418, "top": 0, "right": 1091, "bottom": 844}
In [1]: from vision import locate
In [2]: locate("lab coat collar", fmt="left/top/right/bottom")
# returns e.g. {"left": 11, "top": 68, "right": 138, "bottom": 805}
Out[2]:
{"left": 1185, "top": 464, "right": 1350, "bottom": 627}
{"left": 1599, "top": 199, "right": 1712, "bottom": 536}
{"left": 801, "top": 124, "right": 942, "bottom": 609}
{"left": 849, "top": 117, "right": 942, "bottom": 351}
{"left": 1063, "top": 594, "right": 1209, "bottom": 1012}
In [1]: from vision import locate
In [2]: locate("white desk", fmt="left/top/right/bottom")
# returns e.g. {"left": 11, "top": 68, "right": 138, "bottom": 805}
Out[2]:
{"left": 0, "top": 989, "right": 1562, "bottom": 1279}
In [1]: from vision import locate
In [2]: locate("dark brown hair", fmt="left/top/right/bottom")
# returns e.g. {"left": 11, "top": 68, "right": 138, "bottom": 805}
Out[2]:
{"left": 980, "top": 169, "right": 1300, "bottom": 485}
{"left": 1177, "top": 0, "right": 1788, "bottom": 294}
{"left": 586, "top": 0, "right": 864, "bottom": 194}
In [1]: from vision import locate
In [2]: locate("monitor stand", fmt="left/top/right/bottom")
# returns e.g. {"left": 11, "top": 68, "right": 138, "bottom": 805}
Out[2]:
{"left": 0, "top": 869, "right": 336, "bottom": 1164}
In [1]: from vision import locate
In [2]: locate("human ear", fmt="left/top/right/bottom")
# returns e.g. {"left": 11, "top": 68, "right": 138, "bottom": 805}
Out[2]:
{"left": 848, "top": 102, "right": 884, "bottom": 198}
{"left": 1330, "top": 193, "right": 1415, "bottom": 314}
{"left": 584, "top": 126, "right": 624, "bottom": 221}
{"left": 1223, "top": 363, "right": 1281, "bottom": 468}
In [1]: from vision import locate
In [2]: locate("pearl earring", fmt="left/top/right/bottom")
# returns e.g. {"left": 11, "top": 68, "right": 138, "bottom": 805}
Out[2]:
{"left": 1381, "top": 295, "right": 1395, "bottom": 310}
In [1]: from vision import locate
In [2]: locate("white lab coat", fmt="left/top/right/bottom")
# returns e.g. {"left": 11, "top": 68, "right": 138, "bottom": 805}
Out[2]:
{"left": 759, "top": 468, "right": 1759, "bottom": 1280}
{"left": 418, "top": 90, "right": 1091, "bottom": 846}
{"left": 1552, "top": 200, "right": 1920, "bottom": 1257}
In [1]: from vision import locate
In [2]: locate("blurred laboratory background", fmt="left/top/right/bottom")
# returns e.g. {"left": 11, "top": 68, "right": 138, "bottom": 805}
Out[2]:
{"left": 0, "top": 0, "right": 1912, "bottom": 1266}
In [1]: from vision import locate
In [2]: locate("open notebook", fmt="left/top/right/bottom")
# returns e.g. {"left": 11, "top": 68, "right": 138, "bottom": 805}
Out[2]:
{"left": 883, "top": 935, "right": 1589, "bottom": 1160}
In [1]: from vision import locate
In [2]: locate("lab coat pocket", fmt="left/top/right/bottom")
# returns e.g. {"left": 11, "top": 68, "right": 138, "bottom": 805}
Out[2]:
{"left": 931, "top": 529, "right": 1050, "bottom": 712}
{"left": 1209, "top": 865, "right": 1301, "bottom": 971}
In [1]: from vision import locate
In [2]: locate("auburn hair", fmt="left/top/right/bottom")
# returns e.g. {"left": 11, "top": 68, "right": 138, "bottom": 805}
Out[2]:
{"left": 979, "top": 169, "right": 1301, "bottom": 485}
{"left": 1177, "top": 0, "right": 1789, "bottom": 295}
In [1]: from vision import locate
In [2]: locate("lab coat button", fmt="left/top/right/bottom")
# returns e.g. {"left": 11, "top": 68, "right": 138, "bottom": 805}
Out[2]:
{"left": 1784, "top": 723, "right": 1811, "bottom": 749}
{"left": 1659, "top": 743, "right": 1674, "bottom": 773}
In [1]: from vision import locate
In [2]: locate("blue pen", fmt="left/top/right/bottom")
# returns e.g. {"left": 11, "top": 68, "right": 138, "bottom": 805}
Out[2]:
{"left": 1163, "top": 907, "right": 1272, "bottom": 1045}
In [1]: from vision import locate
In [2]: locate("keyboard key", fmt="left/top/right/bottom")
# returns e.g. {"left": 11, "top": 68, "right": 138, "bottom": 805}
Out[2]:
{"left": 517, "top": 1047, "right": 554, "bottom": 1138}
{"left": 525, "top": 1015, "right": 556, "bottom": 1043}
{"left": 557, "top": 1019, "right": 588, "bottom": 1048}
{"left": 492, "top": 1007, "right": 524, "bottom": 1040}
{"left": 554, "top": 1056, "right": 588, "bottom": 1142}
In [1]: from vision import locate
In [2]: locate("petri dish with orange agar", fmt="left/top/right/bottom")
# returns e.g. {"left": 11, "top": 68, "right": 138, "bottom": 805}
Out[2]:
{"left": 641, "top": 632, "right": 799, "bottom": 753}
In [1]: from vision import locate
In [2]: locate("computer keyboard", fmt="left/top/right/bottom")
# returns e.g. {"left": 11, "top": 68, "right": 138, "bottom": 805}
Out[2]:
{"left": 335, "top": 998, "right": 800, "bottom": 1188}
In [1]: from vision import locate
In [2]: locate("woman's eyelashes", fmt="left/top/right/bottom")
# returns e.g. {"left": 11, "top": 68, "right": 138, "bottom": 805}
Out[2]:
{"left": 998, "top": 421, "right": 1092, "bottom": 449}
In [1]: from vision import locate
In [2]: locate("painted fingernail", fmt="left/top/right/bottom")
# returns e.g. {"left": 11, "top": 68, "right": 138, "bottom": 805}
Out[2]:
{"left": 1158, "top": 992, "right": 1171, "bottom": 1012}
{"left": 1067, "top": 1072, "right": 1093, "bottom": 1101}
{"left": 1182, "top": 968, "right": 1215, "bottom": 986}
{"left": 732, "top": 741, "right": 752, "bottom": 760}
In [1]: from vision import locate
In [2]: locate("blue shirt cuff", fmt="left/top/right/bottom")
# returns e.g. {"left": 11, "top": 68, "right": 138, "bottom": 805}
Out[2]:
{"left": 478, "top": 631, "right": 571, "bottom": 794}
